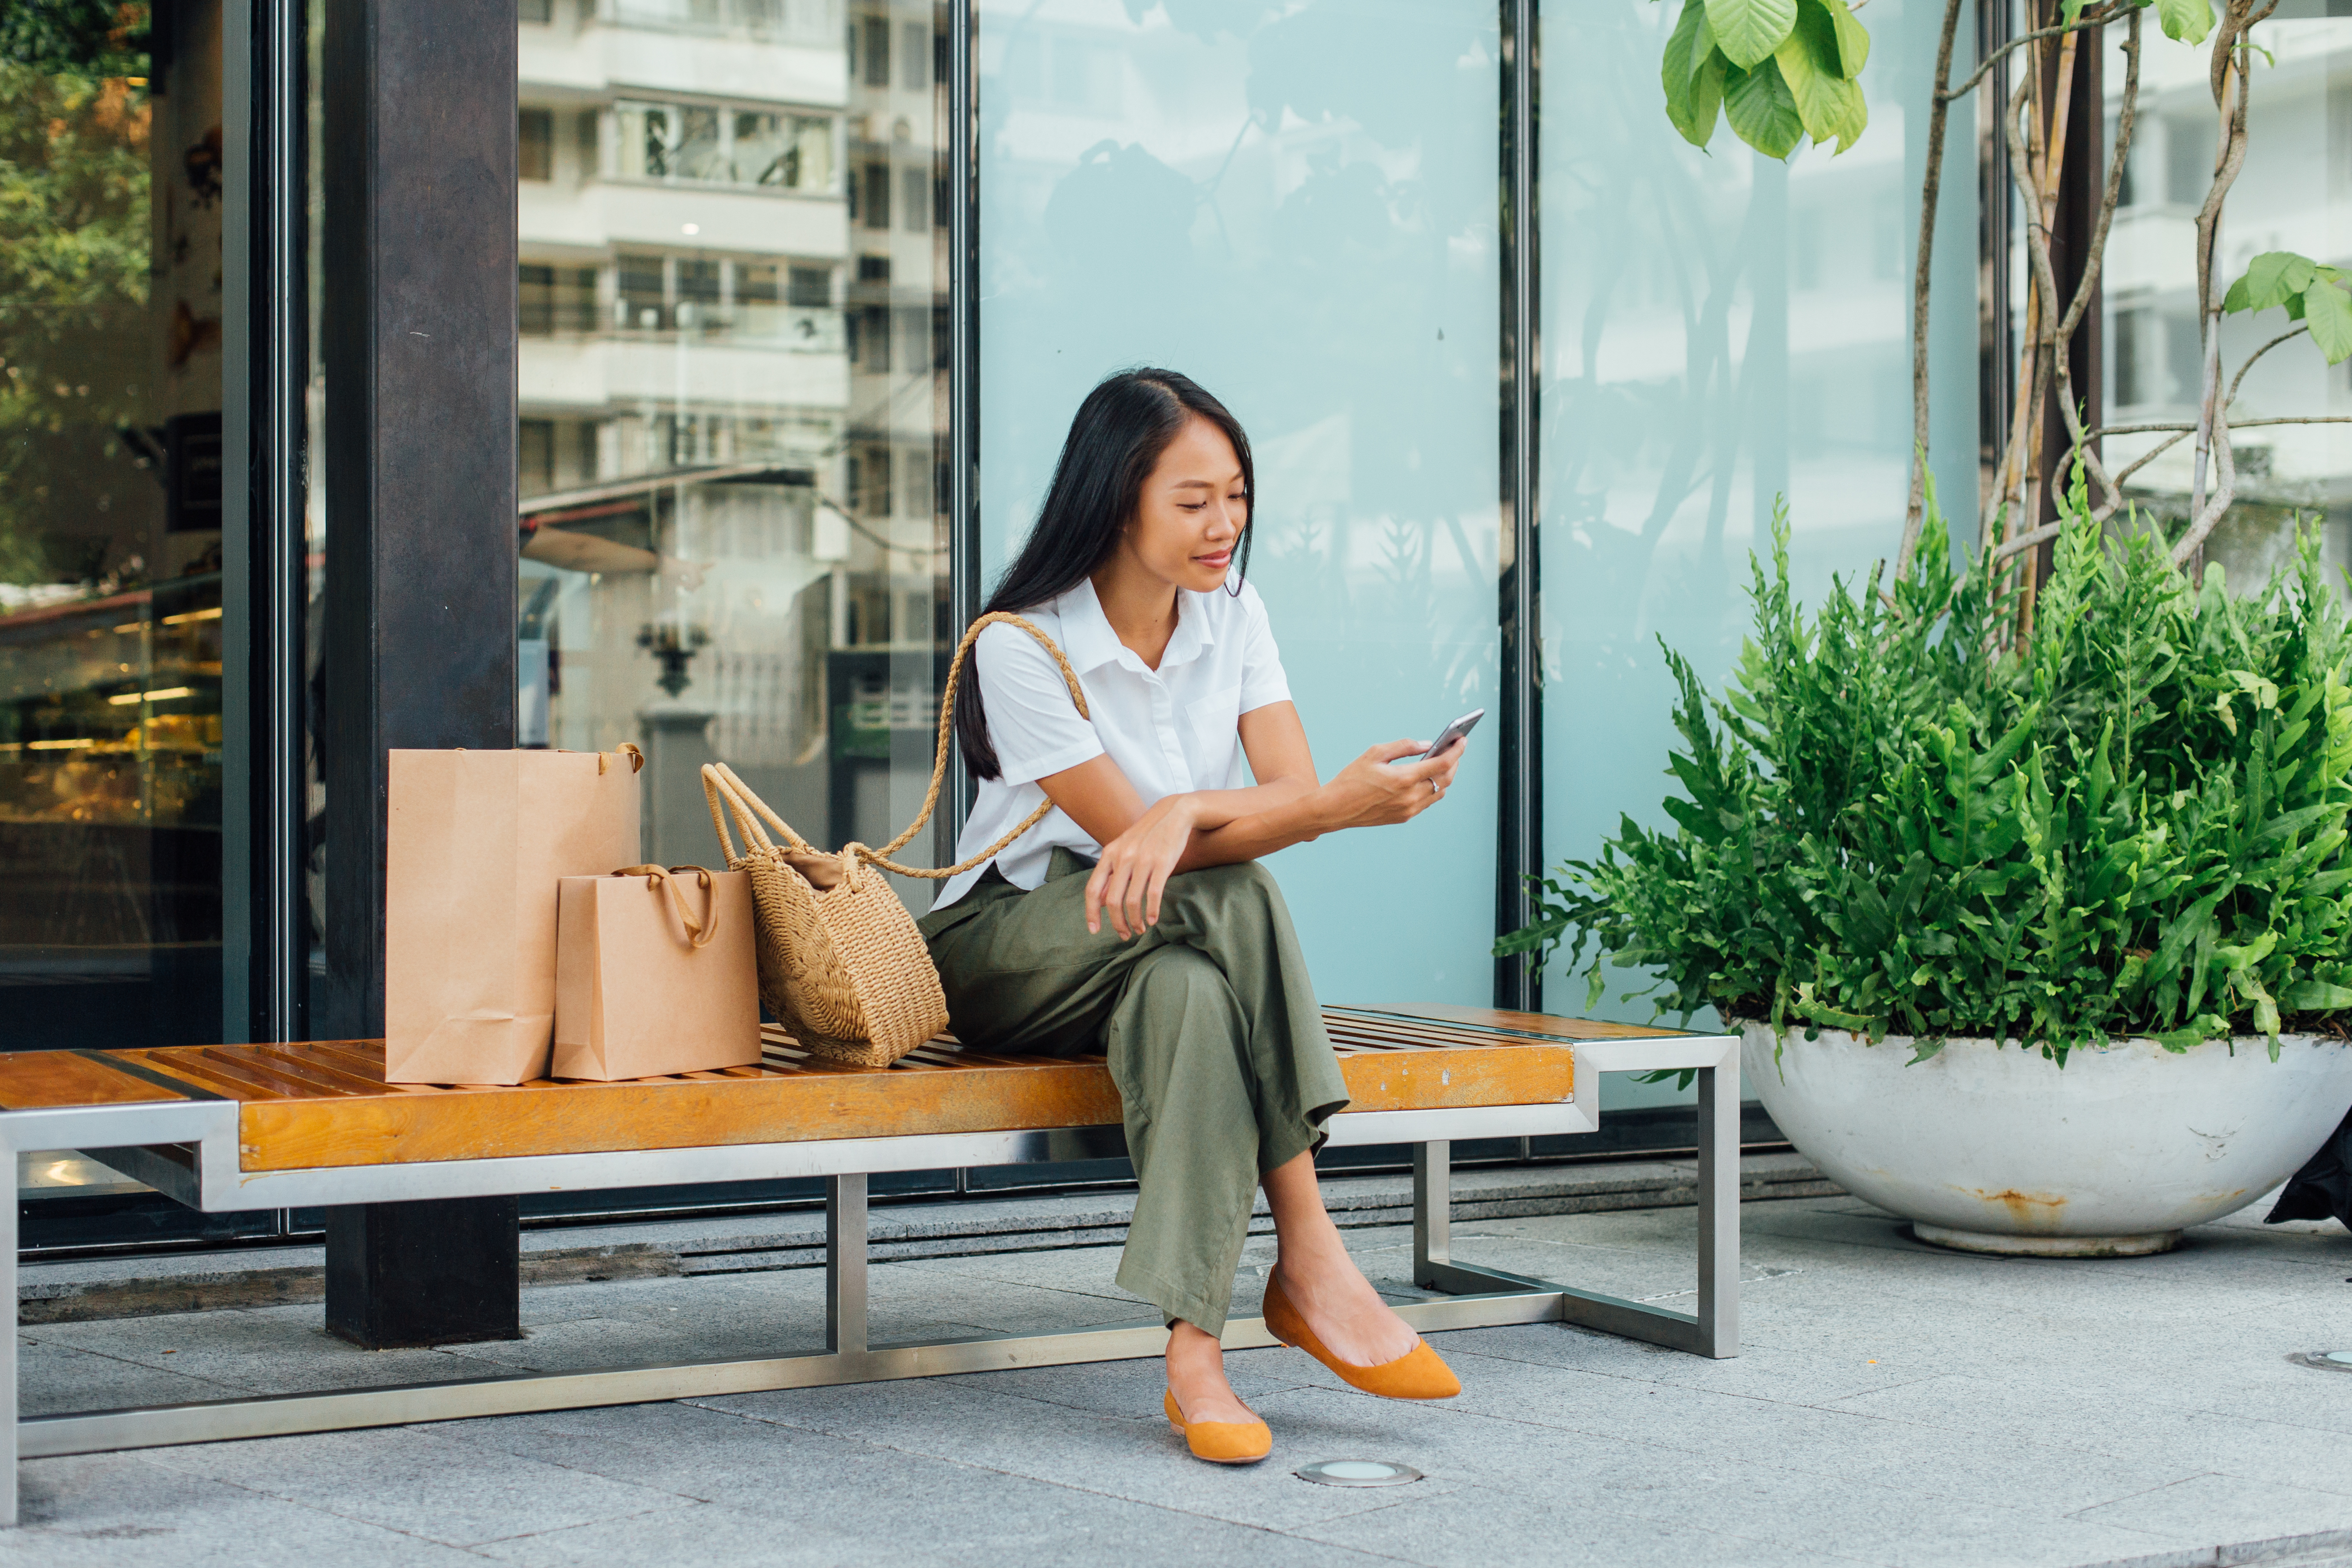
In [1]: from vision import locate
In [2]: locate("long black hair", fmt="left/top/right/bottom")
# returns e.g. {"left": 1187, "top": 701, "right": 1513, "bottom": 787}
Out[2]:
{"left": 956, "top": 369, "right": 1254, "bottom": 780}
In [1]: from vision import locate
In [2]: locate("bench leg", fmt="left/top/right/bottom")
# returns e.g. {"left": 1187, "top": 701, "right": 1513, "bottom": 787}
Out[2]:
{"left": 826, "top": 1173, "right": 867, "bottom": 1356}
{"left": 1405, "top": 1064, "right": 1741, "bottom": 1359}
{"left": 1695, "top": 1053, "right": 1741, "bottom": 1357}
{"left": 1412, "top": 1140, "right": 1450, "bottom": 1287}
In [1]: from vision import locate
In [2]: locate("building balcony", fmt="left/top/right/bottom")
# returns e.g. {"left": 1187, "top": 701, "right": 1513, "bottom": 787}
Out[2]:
{"left": 519, "top": 333, "right": 849, "bottom": 413}
{"left": 522, "top": 179, "right": 847, "bottom": 260}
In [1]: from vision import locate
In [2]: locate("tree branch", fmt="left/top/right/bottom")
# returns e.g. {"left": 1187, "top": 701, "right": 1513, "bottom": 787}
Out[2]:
{"left": 2094, "top": 415, "right": 2352, "bottom": 434}
{"left": 1990, "top": 69, "right": 2044, "bottom": 531}
{"left": 2056, "top": 9, "right": 2139, "bottom": 351}
{"left": 1993, "top": 519, "right": 2067, "bottom": 561}
{"left": 2185, "top": 2, "right": 2259, "bottom": 550}
{"left": 2007, "top": 55, "right": 2126, "bottom": 524}
{"left": 2103, "top": 427, "right": 2194, "bottom": 495}
{"left": 1899, "top": 0, "right": 1970, "bottom": 578}
{"left": 2226, "top": 323, "right": 2311, "bottom": 408}
{"left": 1941, "top": 4, "right": 2134, "bottom": 101}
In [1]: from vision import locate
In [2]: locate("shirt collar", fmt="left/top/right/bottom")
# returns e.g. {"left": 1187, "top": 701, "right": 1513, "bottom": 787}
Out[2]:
{"left": 1054, "top": 579, "right": 1222, "bottom": 675}
{"left": 1053, "top": 579, "right": 1128, "bottom": 674}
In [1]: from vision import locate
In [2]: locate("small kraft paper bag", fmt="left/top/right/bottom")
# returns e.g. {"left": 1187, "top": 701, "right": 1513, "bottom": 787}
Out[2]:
{"left": 553, "top": 866, "right": 760, "bottom": 1081}
{"left": 385, "top": 747, "right": 643, "bottom": 1085}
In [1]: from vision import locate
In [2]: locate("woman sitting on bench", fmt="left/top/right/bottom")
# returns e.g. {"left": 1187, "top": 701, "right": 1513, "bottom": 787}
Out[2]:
{"left": 918, "top": 369, "right": 1465, "bottom": 1466}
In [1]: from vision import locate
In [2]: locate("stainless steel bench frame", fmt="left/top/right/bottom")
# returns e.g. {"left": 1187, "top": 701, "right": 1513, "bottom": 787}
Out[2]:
{"left": 0, "top": 1031, "right": 1738, "bottom": 1525}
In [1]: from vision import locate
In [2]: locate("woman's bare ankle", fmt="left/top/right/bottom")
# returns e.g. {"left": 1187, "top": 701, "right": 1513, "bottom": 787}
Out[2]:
{"left": 1165, "top": 1321, "right": 1254, "bottom": 1424}
{"left": 1274, "top": 1248, "right": 1419, "bottom": 1367}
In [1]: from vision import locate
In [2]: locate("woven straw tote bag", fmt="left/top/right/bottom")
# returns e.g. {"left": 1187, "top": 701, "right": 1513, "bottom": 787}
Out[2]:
{"left": 702, "top": 612, "right": 1088, "bottom": 1066}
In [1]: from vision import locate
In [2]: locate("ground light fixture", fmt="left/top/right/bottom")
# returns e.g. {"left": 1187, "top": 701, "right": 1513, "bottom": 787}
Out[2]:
{"left": 1294, "top": 1460, "right": 1423, "bottom": 1487}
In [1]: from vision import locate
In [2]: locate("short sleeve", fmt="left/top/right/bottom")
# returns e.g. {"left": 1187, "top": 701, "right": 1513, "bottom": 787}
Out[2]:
{"left": 1236, "top": 584, "right": 1292, "bottom": 715}
{"left": 974, "top": 618, "right": 1104, "bottom": 786}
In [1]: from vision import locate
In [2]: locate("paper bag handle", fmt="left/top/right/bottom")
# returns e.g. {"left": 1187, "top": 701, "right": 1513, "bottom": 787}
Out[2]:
{"left": 614, "top": 864, "right": 720, "bottom": 950}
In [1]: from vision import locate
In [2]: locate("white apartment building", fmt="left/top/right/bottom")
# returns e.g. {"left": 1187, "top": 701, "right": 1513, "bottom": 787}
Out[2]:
{"left": 515, "top": 0, "right": 950, "bottom": 869}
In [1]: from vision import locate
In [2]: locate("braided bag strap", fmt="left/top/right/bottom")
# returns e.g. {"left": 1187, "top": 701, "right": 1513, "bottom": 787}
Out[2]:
{"left": 855, "top": 611, "right": 1089, "bottom": 881}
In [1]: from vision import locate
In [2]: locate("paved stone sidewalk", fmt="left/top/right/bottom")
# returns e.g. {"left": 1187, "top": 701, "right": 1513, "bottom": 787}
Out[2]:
{"left": 10, "top": 1192, "right": 2352, "bottom": 1568}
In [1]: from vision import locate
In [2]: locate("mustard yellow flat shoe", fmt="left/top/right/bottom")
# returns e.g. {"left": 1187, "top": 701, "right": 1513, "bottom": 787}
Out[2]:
{"left": 1263, "top": 1269, "right": 1461, "bottom": 1401}
{"left": 1164, "top": 1388, "right": 1272, "bottom": 1465}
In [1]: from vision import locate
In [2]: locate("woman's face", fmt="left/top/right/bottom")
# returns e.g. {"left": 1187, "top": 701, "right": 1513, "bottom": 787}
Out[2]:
{"left": 1122, "top": 416, "right": 1248, "bottom": 595}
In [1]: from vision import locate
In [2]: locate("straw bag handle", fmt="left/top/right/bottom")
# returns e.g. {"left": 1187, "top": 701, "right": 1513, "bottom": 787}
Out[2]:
{"left": 613, "top": 864, "right": 721, "bottom": 950}
{"left": 699, "top": 612, "right": 1089, "bottom": 882}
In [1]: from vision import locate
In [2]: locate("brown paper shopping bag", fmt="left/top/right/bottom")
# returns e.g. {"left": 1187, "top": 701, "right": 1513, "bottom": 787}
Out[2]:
{"left": 552, "top": 866, "right": 760, "bottom": 1081}
{"left": 385, "top": 747, "right": 643, "bottom": 1085}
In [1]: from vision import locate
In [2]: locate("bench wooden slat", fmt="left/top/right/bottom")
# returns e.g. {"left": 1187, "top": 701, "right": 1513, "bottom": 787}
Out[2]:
{"left": 108, "top": 1051, "right": 285, "bottom": 1104}
{"left": 268, "top": 1044, "right": 417, "bottom": 1096}
{"left": 0, "top": 1052, "right": 191, "bottom": 1112}
{"left": 298, "top": 1041, "right": 446, "bottom": 1093}
{"left": 199, "top": 1045, "right": 374, "bottom": 1099}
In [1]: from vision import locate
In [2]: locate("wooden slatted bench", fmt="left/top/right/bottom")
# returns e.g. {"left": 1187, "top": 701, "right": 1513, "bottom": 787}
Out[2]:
{"left": 0, "top": 1004, "right": 1738, "bottom": 1524}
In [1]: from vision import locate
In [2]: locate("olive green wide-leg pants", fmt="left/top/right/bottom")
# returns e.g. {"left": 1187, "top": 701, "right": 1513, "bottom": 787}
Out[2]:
{"left": 917, "top": 850, "right": 1349, "bottom": 1335}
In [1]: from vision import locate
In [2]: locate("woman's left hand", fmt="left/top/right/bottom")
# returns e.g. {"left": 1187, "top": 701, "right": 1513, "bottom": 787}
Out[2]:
{"left": 1085, "top": 794, "right": 1198, "bottom": 939}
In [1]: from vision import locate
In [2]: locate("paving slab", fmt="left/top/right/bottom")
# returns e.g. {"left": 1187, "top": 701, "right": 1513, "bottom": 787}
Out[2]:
{"left": 694, "top": 1373, "right": 1471, "bottom": 1533}
{"left": 7, "top": 1450, "right": 488, "bottom": 1567}
{"left": 15, "top": 1190, "right": 2352, "bottom": 1567}
{"left": 140, "top": 1427, "right": 698, "bottom": 1549}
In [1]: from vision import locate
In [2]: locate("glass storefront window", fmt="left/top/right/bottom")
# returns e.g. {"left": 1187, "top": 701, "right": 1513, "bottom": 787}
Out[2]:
{"left": 0, "top": 2, "right": 230, "bottom": 1053}
{"left": 976, "top": 0, "right": 1504, "bottom": 1007}
{"left": 520, "top": 0, "right": 950, "bottom": 896}
{"left": 2100, "top": 1, "right": 2352, "bottom": 582}
{"left": 1536, "top": 0, "right": 1977, "bottom": 1109}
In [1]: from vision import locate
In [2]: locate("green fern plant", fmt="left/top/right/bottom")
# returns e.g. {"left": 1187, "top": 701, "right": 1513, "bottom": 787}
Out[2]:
{"left": 1499, "top": 486, "right": 2352, "bottom": 1065}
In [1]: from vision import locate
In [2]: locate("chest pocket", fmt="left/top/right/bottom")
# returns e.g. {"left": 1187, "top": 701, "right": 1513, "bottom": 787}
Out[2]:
{"left": 1184, "top": 687, "right": 1244, "bottom": 784}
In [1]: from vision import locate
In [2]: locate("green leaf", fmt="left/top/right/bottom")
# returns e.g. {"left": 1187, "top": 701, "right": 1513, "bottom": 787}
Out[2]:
{"left": 1811, "top": 0, "right": 1870, "bottom": 77}
{"left": 1791, "top": 981, "right": 1877, "bottom": 1033}
{"left": 1776, "top": 6, "right": 1868, "bottom": 151}
{"left": 2284, "top": 980, "right": 2352, "bottom": 1011}
{"left": 2226, "top": 252, "right": 2320, "bottom": 314}
{"left": 2304, "top": 278, "right": 2352, "bottom": 364}
{"left": 1492, "top": 916, "right": 1568, "bottom": 957}
{"left": 1705, "top": 0, "right": 1800, "bottom": 70}
{"left": 2157, "top": 0, "right": 2214, "bottom": 44}
{"left": 2213, "top": 930, "right": 2278, "bottom": 971}
{"left": 1723, "top": 58, "right": 1805, "bottom": 158}
{"left": 1661, "top": 2, "right": 1728, "bottom": 148}
{"left": 1905, "top": 1037, "right": 1945, "bottom": 1066}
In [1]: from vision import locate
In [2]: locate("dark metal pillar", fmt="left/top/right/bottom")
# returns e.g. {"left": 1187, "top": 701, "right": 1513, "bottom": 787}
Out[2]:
{"left": 1494, "top": 0, "right": 1542, "bottom": 1013}
{"left": 222, "top": 0, "right": 306, "bottom": 1049}
{"left": 320, "top": 0, "right": 521, "bottom": 1349}
{"left": 945, "top": 0, "right": 980, "bottom": 855}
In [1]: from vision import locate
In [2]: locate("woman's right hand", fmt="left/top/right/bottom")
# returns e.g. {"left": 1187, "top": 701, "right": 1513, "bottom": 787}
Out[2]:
{"left": 1312, "top": 739, "right": 1463, "bottom": 832}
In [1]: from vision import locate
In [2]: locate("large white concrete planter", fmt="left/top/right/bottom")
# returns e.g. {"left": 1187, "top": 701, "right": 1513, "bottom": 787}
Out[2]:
{"left": 1739, "top": 1021, "right": 2352, "bottom": 1257}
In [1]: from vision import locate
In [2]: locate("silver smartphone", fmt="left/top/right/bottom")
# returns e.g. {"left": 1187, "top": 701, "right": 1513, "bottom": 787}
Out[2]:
{"left": 1418, "top": 708, "right": 1485, "bottom": 762}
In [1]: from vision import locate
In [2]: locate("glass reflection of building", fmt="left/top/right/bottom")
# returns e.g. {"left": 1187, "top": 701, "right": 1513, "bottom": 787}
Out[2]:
{"left": 2099, "top": 3, "right": 2352, "bottom": 580}
{"left": 516, "top": 0, "right": 948, "bottom": 889}
{"left": 0, "top": 2, "right": 228, "bottom": 1053}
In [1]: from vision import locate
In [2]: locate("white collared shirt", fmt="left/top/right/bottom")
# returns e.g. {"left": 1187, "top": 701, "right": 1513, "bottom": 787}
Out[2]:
{"left": 930, "top": 576, "right": 1293, "bottom": 911}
